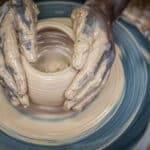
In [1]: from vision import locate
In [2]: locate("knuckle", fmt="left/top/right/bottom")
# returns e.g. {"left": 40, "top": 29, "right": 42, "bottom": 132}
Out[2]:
{"left": 92, "top": 80, "right": 99, "bottom": 88}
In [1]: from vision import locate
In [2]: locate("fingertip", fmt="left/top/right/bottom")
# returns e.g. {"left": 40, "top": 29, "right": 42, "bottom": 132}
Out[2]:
{"left": 11, "top": 100, "right": 20, "bottom": 106}
{"left": 63, "top": 100, "right": 76, "bottom": 111}
{"left": 72, "top": 105, "right": 83, "bottom": 112}
{"left": 9, "top": 80, "right": 18, "bottom": 95}
{"left": 63, "top": 101, "right": 71, "bottom": 111}
{"left": 65, "top": 89, "right": 75, "bottom": 100}
{"left": 19, "top": 95, "right": 30, "bottom": 108}
{"left": 72, "top": 56, "right": 84, "bottom": 70}
{"left": 26, "top": 53, "right": 37, "bottom": 63}
{"left": 22, "top": 44, "right": 38, "bottom": 63}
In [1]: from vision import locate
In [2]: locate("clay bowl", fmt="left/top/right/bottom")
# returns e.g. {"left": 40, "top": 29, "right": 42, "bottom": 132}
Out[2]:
{"left": 22, "top": 20, "right": 77, "bottom": 108}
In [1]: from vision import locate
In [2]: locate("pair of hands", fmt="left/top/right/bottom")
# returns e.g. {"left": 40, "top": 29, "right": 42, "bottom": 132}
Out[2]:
{"left": 0, "top": 0, "right": 115, "bottom": 111}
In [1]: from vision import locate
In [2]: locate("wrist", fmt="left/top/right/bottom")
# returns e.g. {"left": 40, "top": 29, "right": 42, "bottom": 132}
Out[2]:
{"left": 85, "top": 0, "right": 130, "bottom": 22}
{"left": 85, "top": 0, "right": 114, "bottom": 23}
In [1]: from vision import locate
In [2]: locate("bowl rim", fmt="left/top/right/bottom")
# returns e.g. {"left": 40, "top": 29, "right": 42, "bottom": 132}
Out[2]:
{"left": 22, "top": 19, "right": 75, "bottom": 77}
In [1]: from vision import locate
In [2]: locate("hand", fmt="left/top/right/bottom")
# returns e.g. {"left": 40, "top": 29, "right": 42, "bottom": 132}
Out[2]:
{"left": 64, "top": 5, "right": 115, "bottom": 111}
{"left": 124, "top": 5, "right": 150, "bottom": 40}
{"left": 0, "top": 0, "right": 39, "bottom": 107}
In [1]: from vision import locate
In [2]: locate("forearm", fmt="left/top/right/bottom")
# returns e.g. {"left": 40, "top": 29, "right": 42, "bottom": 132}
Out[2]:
{"left": 85, "top": 0, "right": 130, "bottom": 22}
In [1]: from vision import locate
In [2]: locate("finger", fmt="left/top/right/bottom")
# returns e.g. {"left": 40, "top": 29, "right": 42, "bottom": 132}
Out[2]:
{"left": 9, "top": 90, "right": 29, "bottom": 108}
{"left": 0, "top": 66, "right": 18, "bottom": 95}
{"left": 65, "top": 27, "right": 108, "bottom": 100}
{"left": 72, "top": 69, "right": 110, "bottom": 112}
{"left": 0, "top": 7, "right": 19, "bottom": 103}
{"left": 0, "top": 48, "right": 18, "bottom": 95}
{"left": 18, "top": 94, "right": 29, "bottom": 108}
{"left": 71, "top": 7, "right": 94, "bottom": 70}
{"left": 9, "top": 92, "right": 20, "bottom": 106}
{"left": 64, "top": 69, "right": 110, "bottom": 110}
{"left": 1, "top": 11, "right": 27, "bottom": 97}
{"left": 72, "top": 87, "right": 100, "bottom": 112}
{"left": 72, "top": 34, "right": 91, "bottom": 70}
{"left": 10, "top": 97, "right": 20, "bottom": 106}
{"left": 65, "top": 66, "right": 93, "bottom": 100}
{"left": 0, "top": 77, "right": 20, "bottom": 106}
{"left": 9, "top": 92, "right": 29, "bottom": 108}
{"left": 73, "top": 62, "right": 110, "bottom": 103}
{"left": 4, "top": 89, "right": 20, "bottom": 106}
{"left": 14, "top": 0, "right": 38, "bottom": 62}
{"left": 75, "top": 42, "right": 115, "bottom": 101}
{"left": 26, "top": 0, "right": 40, "bottom": 19}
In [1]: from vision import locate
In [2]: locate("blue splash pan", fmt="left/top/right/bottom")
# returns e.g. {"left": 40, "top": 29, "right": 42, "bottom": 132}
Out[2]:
{"left": 0, "top": 1, "right": 149, "bottom": 150}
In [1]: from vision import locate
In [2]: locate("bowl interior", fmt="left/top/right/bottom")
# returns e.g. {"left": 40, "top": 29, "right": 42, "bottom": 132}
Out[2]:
{"left": 33, "top": 25, "right": 74, "bottom": 73}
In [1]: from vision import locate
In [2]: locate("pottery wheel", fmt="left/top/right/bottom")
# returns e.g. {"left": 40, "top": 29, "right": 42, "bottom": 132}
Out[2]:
{"left": 0, "top": 18, "right": 125, "bottom": 145}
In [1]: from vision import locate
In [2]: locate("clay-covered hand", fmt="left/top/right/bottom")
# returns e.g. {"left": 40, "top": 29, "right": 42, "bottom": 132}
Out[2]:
{"left": 124, "top": 5, "right": 150, "bottom": 40}
{"left": 64, "top": 3, "right": 115, "bottom": 111}
{"left": 0, "top": 0, "right": 39, "bottom": 107}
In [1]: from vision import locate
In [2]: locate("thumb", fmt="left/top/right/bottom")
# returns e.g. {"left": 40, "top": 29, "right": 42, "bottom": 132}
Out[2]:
{"left": 72, "top": 34, "right": 91, "bottom": 70}
{"left": 71, "top": 7, "right": 92, "bottom": 70}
